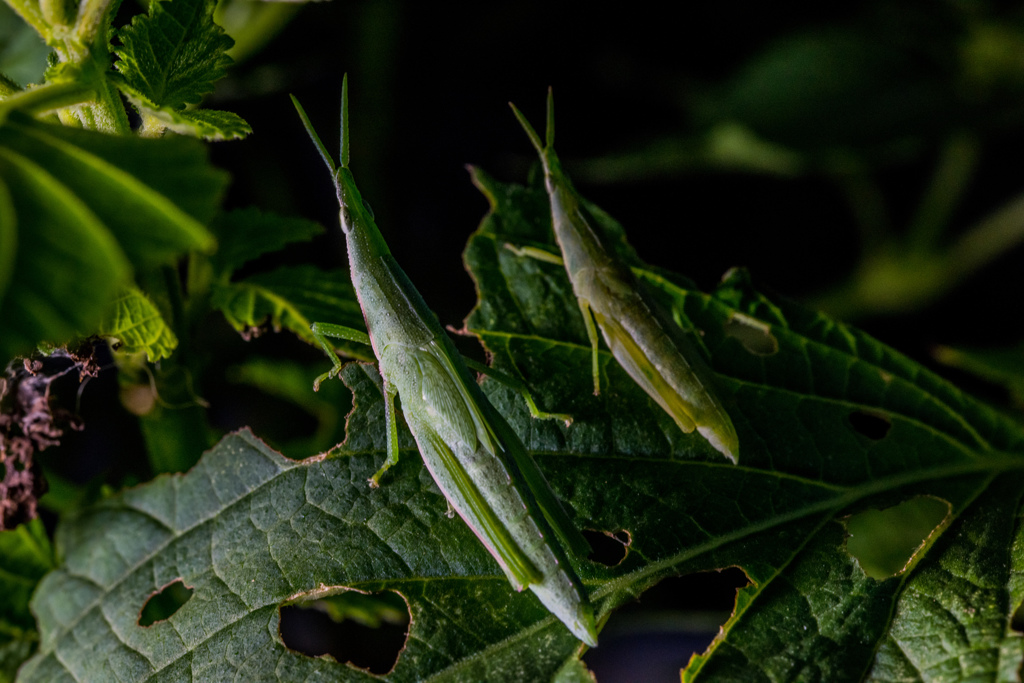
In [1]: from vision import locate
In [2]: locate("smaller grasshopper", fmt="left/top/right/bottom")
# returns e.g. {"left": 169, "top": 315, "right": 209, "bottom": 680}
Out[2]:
{"left": 508, "top": 90, "right": 739, "bottom": 463}
{"left": 291, "top": 77, "right": 597, "bottom": 645}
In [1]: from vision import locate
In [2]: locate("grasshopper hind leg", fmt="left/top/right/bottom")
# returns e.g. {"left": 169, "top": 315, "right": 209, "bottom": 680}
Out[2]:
{"left": 310, "top": 322, "right": 372, "bottom": 390}
{"left": 462, "top": 357, "right": 572, "bottom": 427}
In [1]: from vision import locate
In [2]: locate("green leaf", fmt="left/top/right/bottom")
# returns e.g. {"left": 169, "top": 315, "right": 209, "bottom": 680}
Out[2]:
{"left": 464, "top": 170, "right": 1024, "bottom": 680}
{"left": 0, "top": 519, "right": 54, "bottom": 682}
{"left": 0, "top": 141, "right": 130, "bottom": 366}
{"left": 131, "top": 102, "right": 251, "bottom": 141}
{"left": 209, "top": 208, "right": 324, "bottom": 278}
{"left": 18, "top": 418, "right": 588, "bottom": 682}
{"left": 0, "top": 113, "right": 219, "bottom": 261}
{"left": 211, "top": 264, "right": 366, "bottom": 350}
{"left": 112, "top": 0, "right": 232, "bottom": 110}
{"left": 0, "top": 113, "right": 225, "bottom": 366}
{"left": 0, "top": 3, "right": 50, "bottom": 87}
{"left": 99, "top": 286, "right": 177, "bottom": 361}
{"left": 110, "top": 0, "right": 248, "bottom": 140}
{"left": 20, "top": 170, "right": 1024, "bottom": 681}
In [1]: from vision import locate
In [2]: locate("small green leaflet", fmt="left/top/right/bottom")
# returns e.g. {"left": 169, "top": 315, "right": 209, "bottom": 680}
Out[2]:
{"left": 99, "top": 287, "right": 177, "bottom": 362}
{"left": 111, "top": 0, "right": 249, "bottom": 140}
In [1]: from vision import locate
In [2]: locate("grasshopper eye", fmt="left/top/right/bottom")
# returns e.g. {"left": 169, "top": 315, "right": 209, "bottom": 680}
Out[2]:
{"left": 338, "top": 207, "right": 353, "bottom": 234}
{"left": 362, "top": 199, "right": 375, "bottom": 220}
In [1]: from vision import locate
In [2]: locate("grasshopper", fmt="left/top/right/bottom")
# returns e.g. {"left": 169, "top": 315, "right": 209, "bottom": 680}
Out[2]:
{"left": 291, "top": 77, "right": 598, "bottom": 646}
{"left": 508, "top": 90, "right": 740, "bottom": 463}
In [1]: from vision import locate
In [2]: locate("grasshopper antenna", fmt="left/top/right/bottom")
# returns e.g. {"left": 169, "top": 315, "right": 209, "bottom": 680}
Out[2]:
{"left": 509, "top": 99, "right": 545, "bottom": 155}
{"left": 291, "top": 93, "right": 337, "bottom": 177}
{"left": 339, "top": 73, "right": 350, "bottom": 169}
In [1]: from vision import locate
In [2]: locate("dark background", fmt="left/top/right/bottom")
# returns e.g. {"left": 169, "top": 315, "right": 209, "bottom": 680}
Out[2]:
{"left": 209, "top": 1, "right": 1024, "bottom": 367}
{"left": 207, "top": 0, "right": 1021, "bottom": 348}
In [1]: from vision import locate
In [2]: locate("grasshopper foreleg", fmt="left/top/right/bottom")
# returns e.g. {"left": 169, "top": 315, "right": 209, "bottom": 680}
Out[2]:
{"left": 310, "top": 322, "right": 371, "bottom": 390}
{"left": 503, "top": 243, "right": 564, "bottom": 266}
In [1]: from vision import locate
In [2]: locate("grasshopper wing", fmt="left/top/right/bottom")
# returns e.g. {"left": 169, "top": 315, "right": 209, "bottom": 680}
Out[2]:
{"left": 430, "top": 341, "right": 592, "bottom": 559}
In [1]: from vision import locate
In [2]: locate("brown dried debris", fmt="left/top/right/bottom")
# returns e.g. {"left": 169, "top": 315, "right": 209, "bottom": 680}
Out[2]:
{"left": 0, "top": 346, "right": 94, "bottom": 530}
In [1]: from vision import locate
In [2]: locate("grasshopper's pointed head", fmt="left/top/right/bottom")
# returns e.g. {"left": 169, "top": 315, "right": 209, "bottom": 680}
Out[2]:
{"left": 332, "top": 74, "right": 379, "bottom": 235}
{"left": 509, "top": 89, "right": 574, "bottom": 194}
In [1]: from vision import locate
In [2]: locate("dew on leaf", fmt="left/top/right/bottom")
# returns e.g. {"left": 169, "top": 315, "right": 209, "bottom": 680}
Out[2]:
{"left": 844, "top": 496, "right": 950, "bottom": 579}
{"left": 584, "top": 528, "right": 631, "bottom": 567}
{"left": 138, "top": 579, "right": 193, "bottom": 626}
{"left": 279, "top": 589, "right": 410, "bottom": 674}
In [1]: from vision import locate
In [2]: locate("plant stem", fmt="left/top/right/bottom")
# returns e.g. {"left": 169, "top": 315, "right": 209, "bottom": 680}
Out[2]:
{"left": 72, "top": 74, "right": 131, "bottom": 134}
{"left": 0, "top": 79, "right": 96, "bottom": 121}
{"left": 73, "top": 0, "right": 116, "bottom": 47}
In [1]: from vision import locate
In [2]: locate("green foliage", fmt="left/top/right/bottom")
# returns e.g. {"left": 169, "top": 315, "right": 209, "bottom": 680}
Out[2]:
{"left": 98, "top": 287, "right": 178, "bottom": 362}
{"left": 573, "top": 8, "right": 1024, "bottom": 322}
{"left": 0, "top": 520, "right": 53, "bottom": 683}
{"left": 224, "top": 357, "right": 351, "bottom": 458}
{"left": 208, "top": 208, "right": 325, "bottom": 277}
{"left": 0, "top": 0, "right": 247, "bottom": 139}
{"left": 0, "top": 112, "right": 223, "bottom": 368}
{"left": 935, "top": 343, "right": 1024, "bottom": 411}
{"left": 4, "top": 2, "right": 1024, "bottom": 680}
{"left": 845, "top": 496, "right": 950, "bottom": 579}
{"left": 112, "top": 0, "right": 233, "bottom": 108}
{"left": 205, "top": 209, "right": 367, "bottom": 350}
{"left": 111, "top": 0, "right": 247, "bottom": 139}
{"left": 212, "top": 264, "right": 365, "bottom": 348}
{"left": 13, "top": 170, "right": 1024, "bottom": 681}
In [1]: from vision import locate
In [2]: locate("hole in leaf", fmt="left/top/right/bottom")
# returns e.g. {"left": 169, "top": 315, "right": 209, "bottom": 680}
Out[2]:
{"left": 845, "top": 496, "right": 950, "bottom": 579}
{"left": 723, "top": 313, "right": 778, "bottom": 356}
{"left": 279, "top": 590, "right": 410, "bottom": 674}
{"left": 848, "top": 410, "right": 891, "bottom": 440}
{"left": 138, "top": 579, "right": 193, "bottom": 626}
{"left": 584, "top": 529, "right": 631, "bottom": 566}
{"left": 584, "top": 568, "right": 749, "bottom": 682}
{"left": 1011, "top": 600, "right": 1024, "bottom": 633}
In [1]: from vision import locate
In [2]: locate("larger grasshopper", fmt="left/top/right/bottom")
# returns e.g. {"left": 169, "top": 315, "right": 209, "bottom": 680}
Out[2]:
{"left": 509, "top": 91, "right": 740, "bottom": 463}
{"left": 291, "top": 77, "right": 598, "bottom": 646}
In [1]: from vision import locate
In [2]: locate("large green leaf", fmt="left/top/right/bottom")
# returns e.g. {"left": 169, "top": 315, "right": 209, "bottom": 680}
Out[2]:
{"left": 18, "top": 381, "right": 589, "bottom": 682}
{"left": 0, "top": 113, "right": 225, "bottom": 367}
{"left": 17, "top": 170, "right": 1024, "bottom": 681}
